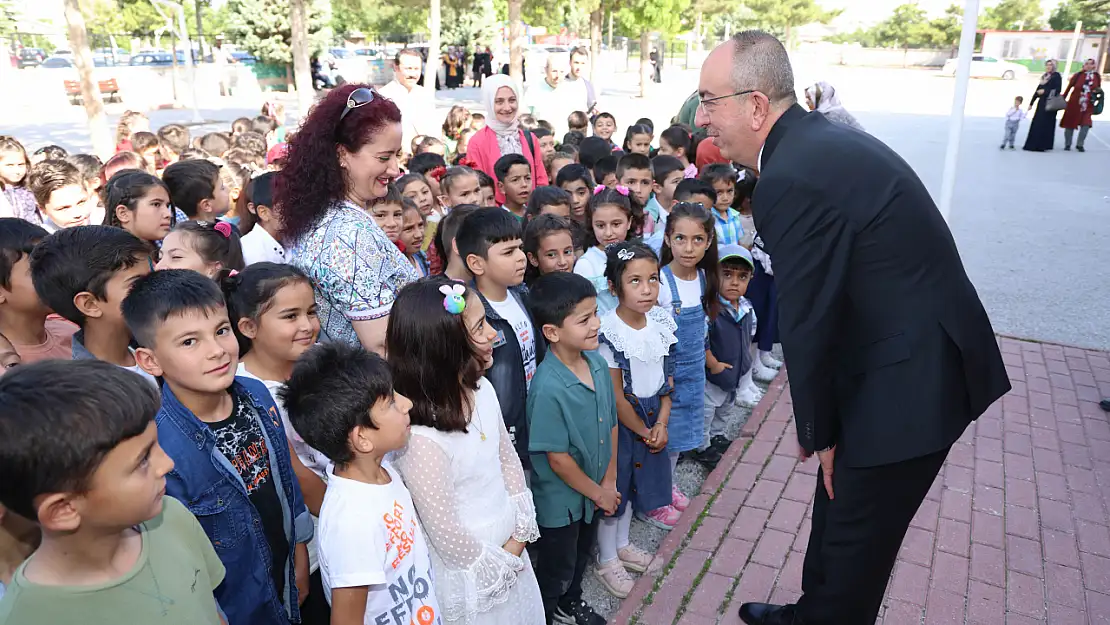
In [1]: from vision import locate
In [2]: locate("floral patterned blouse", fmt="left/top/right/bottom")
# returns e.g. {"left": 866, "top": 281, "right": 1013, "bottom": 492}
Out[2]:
{"left": 289, "top": 200, "right": 419, "bottom": 345}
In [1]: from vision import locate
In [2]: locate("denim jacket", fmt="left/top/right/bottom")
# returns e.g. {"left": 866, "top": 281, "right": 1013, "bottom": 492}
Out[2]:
{"left": 156, "top": 377, "right": 313, "bottom": 625}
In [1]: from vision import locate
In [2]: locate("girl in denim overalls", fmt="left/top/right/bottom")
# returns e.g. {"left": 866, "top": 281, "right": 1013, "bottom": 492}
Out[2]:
{"left": 596, "top": 242, "right": 678, "bottom": 597}
{"left": 659, "top": 203, "right": 722, "bottom": 484}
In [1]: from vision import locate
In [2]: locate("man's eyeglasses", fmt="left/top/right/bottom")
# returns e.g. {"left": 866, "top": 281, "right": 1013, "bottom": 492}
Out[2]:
{"left": 339, "top": 87, "right": 376, "bottom": 122}
{"left": 698, "top": 89, "right": 757, "bottom": 111}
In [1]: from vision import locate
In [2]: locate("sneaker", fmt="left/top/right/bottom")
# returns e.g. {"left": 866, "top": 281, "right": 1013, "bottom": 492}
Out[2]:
{"left": 1077, "top": 146, "right": 1085, "bottom": 152}
{"left": 760, "top": 351, "right": 783, "bottom": 369}
{"left": 553, "top": 598, "right": 607, "bottom": 625}
{"left": 595, "top": 558, "right": 635, "bottom": 598}
{"left": 752, "top": 358, "right": 777, "bottom": 382}
{"left": 1009, "top": 145, "right": 1015, "bottom": 150}
{"left": 999, "top": 144, "right": 1005, "bottom": 149}
{"left": 671, "top": 486, "right": 690, "bottom": 511}
{"left": 735, "top": 385, "right": 762, "bottom": 409}
{"left": 637, "top": 505, "right": 681, "bottom": 530}
{"left": 617, "top": 544, "right": 654, "bottom": 573}
{"left": 710, "top": 435, "right": 732, "bottom": 454}
{"left": 689, "top": 446, "right": 723, "bottom": 471}
{"left": 1065, "top": 145, "right": 1071, "bottom": 151}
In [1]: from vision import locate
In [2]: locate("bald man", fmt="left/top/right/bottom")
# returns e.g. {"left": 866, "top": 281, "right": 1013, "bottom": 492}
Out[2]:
{"left": 696, "top": 31, "right": 1010, "bottom": 625}
{"left": 527, "top": 54, "right": 575, "bottom": 137}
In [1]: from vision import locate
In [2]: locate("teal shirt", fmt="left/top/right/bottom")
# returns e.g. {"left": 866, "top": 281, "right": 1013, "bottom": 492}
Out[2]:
{"left": 527, "top": 350, "right": 618, "bottom": 527}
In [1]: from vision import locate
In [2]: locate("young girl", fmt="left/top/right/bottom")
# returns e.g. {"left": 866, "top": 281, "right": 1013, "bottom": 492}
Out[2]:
{"left": 659, "top": 202, "right": 721, "bottom": 471}
{"left": 734, "top": 166, "right": 757, "bottom": 249}
{"left": 115, "top": 110, "right": 151, "bottom": 153}
{"left": 261, "top": 101, "right": 288, "bottom": 143}
{"left": 622, "top": 124, "right": 653, "bottom": 156}
{"left": 155, "top": 220, "right": 245, "bottom": 278}
{"left": 0, "top": 136, "right": 39, "bottom": 223}
{"left": 658, "top": 125, "right": 697, "bottom": 178}
{"left": 369, "top": 192, "right": 405, "bottom": 243}
{"left": 442, "top": 105, "right": 472, "bottom": 156}
{"left": 221, "top": 262, "right": 331, "bottom": 623}
{"left": 387, "top": 277, "right": 545, "bottom": 625}
{"left": 397, "top": 173, "right": 442, "bottom": 224}
{"left": 523, "top": 214, "right": 576, "bottom": 285}
{"left": 573, "top": 187, "right": 634, "bottom": 316}
{"left": 476, "top": 170, "right": 497, "bottom": 207}
{"left": 596, "top": 242, "right": 678, "bottom": 597}
{"left": 399, "top": 200, "right": 430, "bottom": 277}
{"left": 554, "top": 164, "right": 595, "bottom": 223}
{"left": 104, "top": 169, "right": 173, "bottom": 244}
{"left": 592, "top": 113, "right": 618, "bottom": 148}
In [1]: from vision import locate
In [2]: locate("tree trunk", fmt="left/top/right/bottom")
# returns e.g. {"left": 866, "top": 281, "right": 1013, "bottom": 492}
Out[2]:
{"left": 194, "top": 0, "right": 205, "bottom": 59}
{"left": 589, "top": 7, "right": 602, "bottom": 84}
{"left": 63, "top": 0, "right": 111, "bottom": 157}
{"left": 695, "top": 11, "right": 703, "bottom": 51}
{"left": 606, "top": 10, "right": 613, "bottom": 51}
{"left": 639, "top": 30, "right": 650, "bottom": 98}
{"left": 290, "top": 0, "right": 313, "bottom": 113}
{"left": 508, "top": 0, "right": 523, "bottom": 84}
{"left": 428, "top": 0, "right": 441, "bottom": 94}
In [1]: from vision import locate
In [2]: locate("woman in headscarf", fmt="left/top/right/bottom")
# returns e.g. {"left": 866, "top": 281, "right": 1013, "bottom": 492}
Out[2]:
{"left": 804, "top": 81, "right": 864, "bottom": 131}
{"left": 464, "top": 74, "right": 549, "bottom": 206}
{"left": 1024, "top": 59, "right": 1063, "bottom": 152}
{"left": 1060, "top": 58, "right": 1102, "bottom": 153}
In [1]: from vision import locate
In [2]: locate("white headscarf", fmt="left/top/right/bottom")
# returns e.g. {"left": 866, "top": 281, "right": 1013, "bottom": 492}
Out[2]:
{"left": 805, "top": 81, "right": 844, "bottom": 114}
{"left": 482, "top": 74, "right": 522, "bottom": 138}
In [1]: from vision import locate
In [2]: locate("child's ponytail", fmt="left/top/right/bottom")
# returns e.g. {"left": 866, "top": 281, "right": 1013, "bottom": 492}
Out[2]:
{"left": 221, "top": 262, "right": 312, "bottom": 355}
{"left": 171, "top": 220, "right": 245, "bottom": 275}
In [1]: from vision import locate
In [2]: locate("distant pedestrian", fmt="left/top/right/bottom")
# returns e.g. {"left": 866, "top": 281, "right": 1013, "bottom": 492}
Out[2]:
{"left": 1001, "top": 96, "right": 1026, "bottom": 150}
{"left": 804, "top": 81, "right": 863, "bottom": 131}
{"left": 1023, "top": 59, "right": 1062, "bottom": 152}
{"left": 1060, "top": 58, "right": 1102, "bottom": 152}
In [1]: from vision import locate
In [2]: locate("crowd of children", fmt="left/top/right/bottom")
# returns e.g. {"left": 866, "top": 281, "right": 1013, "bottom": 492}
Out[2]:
{"left": 0, "top": 90, "right": 783, "bottom": 625}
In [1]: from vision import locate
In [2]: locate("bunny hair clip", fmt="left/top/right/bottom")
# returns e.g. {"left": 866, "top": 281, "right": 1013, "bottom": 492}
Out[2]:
{"left": 440, "top": 283, "right": 467, "bottom": 314}
{"left": 736, "top": 170, "right": 747, "bottom": 182}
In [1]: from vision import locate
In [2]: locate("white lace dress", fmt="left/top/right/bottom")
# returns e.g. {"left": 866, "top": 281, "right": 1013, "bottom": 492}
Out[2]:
{"left": 394, "top": 378, "right": 545, "bottom": 625}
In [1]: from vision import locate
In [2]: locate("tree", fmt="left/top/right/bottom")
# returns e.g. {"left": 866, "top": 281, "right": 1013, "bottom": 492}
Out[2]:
{"left": 62, "top": 0, "right": 113, "bottom": 158}
{"left": 1, "top": 0, "right": 18, "bottom": 38}
{"left": 1049, "top": 0, "right": 1110, "bottom": 29}
{"left": 616, "top": 0, "right": 690, "bottom": 97}
{"left": 737, "top": 0, "right": 840, "bottom": 44}
{"left": 290, "top": 0, "right": 312, "bottom": 113}
{"left": 980, "top": 0, "right": 1045, "bottom": 31}
{"left": 330, "top": 0, "right": 426, "bottom": 40}
{"left": 828, "top": 3, "right": 962, "bottom": 49}
{"left": 226, "top": 0, "right": 330, "bottom": 68}
{"left": 442, "top": 0, "right": 498, "bottom": 47}
{"left": 508, "top": 0, "right": 522, "bottom": 83}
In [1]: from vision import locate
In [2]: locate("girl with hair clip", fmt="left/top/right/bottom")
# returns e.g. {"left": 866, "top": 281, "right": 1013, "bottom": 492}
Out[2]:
{"left": 523, "top": 214, "right": 576, "bottom": 285}
{"left": 621, "top": 124, "right": 653, "bottom": 156}
{"left": 573, "top": 186, "right": 636, "bottom": 316}
{"left": 442, "top": 105, "right": 473, "bottom": 155}
{"left": 155, "top": 220, "right": 245, "bottom": 279}
{"left": 0, "top": 136, "right": 39, "bottom": 223}
{"left": 387, "top": 277, "right": 545, "bottom": 625}
{"left": 659, "top": 202, "right": 721, "bottom": 474}
{"left": 103, "top": 169, "right": 173, "bottom": 244}
{"left": 595, "top": 242, "right": 678, "bottom": 597}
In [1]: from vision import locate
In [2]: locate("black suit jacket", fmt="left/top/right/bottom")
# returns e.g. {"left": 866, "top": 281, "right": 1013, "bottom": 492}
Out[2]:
{"left": 753, "top": 104, "right": 1010, "bottom": 468}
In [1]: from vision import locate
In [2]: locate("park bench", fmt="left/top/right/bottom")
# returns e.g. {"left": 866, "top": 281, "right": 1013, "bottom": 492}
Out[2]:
{"left": 63, "top": 78, "right": 122, "bottom": 105}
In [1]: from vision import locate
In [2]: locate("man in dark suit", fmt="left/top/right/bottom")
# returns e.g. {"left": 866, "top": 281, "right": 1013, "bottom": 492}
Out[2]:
{"left": 696, "top": 31, "right": 1011, "bottom": 624}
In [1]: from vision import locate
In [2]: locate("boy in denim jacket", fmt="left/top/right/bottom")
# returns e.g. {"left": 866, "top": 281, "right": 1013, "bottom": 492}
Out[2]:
{"left": 124, "top": 269, "right": 312, "bottom": 625}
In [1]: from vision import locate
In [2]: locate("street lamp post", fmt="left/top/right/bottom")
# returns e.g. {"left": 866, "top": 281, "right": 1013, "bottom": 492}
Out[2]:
{"left": 937, "top": 0, "right": 981, "bottom": 223}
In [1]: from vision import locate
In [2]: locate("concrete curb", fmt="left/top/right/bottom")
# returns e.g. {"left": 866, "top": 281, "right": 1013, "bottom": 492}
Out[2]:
{"left": 608, "top": 368, "right": 790, "bottom": 624}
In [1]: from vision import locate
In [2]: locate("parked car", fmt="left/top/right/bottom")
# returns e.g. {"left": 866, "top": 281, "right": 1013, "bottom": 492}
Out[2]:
{"left": 942, "top": 55, "right": 1028, "bottom": 80}
{"left": 129, "top": 51, "right": 199, "bottom": 66}
{"left": 41, "top": 53, "right": 122, "bottom": 68}
{"left": 229, "top": 50, "right": 256, "bottom": 65}
{"left": 17, "top": 48, "right": 45, "bottom": 68}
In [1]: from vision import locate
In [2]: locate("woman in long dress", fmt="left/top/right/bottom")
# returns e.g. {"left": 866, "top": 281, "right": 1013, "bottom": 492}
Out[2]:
{"left": 388, "top": 277, "right": 545, "bottom": 625}
{"left": 1060, "top": 58, "right": 1102, "bottom": 152}
{"left": 1023, "top": 59, "right": 1063, "bottom": 152}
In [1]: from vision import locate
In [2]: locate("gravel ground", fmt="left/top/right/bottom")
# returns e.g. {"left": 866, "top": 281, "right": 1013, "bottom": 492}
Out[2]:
{"left": 578, "top": 349, "right": 782, "bottom": 620}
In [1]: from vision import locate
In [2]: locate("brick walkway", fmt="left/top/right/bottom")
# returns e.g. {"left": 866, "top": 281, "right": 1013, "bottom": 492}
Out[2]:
{"left": 611, "top": 337, "right": 1110, "bottom": 624}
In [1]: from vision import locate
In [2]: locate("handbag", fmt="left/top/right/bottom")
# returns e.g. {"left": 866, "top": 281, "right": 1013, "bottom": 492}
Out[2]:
{"left": 1093, "top": 88, "right": 1105, "bottom": 116}
{"left": 1045, "top": 91, "right": 1066, "bottom": 112}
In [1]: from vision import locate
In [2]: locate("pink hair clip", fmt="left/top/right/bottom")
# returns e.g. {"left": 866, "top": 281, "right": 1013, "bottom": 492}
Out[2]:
{"left": 228, "top": 269, "right": 239, "bottom": 277}
{"left": 592, "top": 185, "right": 606, "bottom": 195}
{"left": 614, "top": 185, "right": 630, "bottom": 196}
{"left": 214, "top": 221, "right": 233, "bottom": 238}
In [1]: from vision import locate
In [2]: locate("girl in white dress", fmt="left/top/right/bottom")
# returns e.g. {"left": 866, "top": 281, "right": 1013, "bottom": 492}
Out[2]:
{"left": 387, "top": 277, "right": 545, "bottom": 625}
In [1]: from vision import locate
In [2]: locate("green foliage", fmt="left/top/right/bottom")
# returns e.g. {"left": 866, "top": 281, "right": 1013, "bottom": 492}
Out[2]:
{"left": 980, "top": 0, "right": 1045, "bottom": 31}
{"left": 491, "top": 0, "right": 591, "bottom": 35}
{"left": 733, "top": 0, "right": 839, "bottom": 39}
{"left": 1, "top": 0, "right": 18, "bottom": 38}
{"left": 331, "top": 0, "right": 427, "bottom": 39}
{"left": 227, "top": 0, "right": 331, "bottom": 65}
{"left": 615, "top": 0, "right": 692, "bottom": 38}
{"left": 442, "top": 0, "right": 498, "bottom": 46}
{"left": 828, "top": 3, "right": 962, "bottom": 49}
{"left": 1048, "top": 0, "right": 1110, "bottom": 29}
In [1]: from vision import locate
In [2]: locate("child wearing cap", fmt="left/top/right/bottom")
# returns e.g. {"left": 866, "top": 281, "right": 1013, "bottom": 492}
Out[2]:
{"left": 702, "top": 244, "right": 760, "bottom": 455}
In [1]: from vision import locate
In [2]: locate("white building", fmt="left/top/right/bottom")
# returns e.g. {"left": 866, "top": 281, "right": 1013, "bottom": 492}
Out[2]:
{"left": 979, "top": 29, "right": 1103, "bottom": 64}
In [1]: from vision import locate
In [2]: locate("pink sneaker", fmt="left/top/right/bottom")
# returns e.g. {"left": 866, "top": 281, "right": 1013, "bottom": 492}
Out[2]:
{"left": 636, "top": 505, "right": 681, "bottom": 530}
{"left": 618, "top": 544, "right": 654, "bottom": 573}
{"left": 671, "top": 486, "right": 690, "bottom": 511}
{"left": 595, "top": 557, "right": 635, "bottom": 598}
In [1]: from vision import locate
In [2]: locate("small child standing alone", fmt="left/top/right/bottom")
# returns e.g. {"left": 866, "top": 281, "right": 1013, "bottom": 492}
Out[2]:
{"left": 1002, "top": 96, "right": 1026, "bottom": 150}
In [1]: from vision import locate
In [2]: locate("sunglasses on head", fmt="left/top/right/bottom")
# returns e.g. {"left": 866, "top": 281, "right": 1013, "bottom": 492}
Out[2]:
{"left": 339, "top": 87, "right": 376, "bottom": 122}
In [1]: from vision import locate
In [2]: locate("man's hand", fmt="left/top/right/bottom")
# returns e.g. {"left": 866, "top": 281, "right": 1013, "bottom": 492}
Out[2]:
{"left": 796, "top": 442, "right": 812, "bottom": 462}
{"left": 817, "top": 446, "right": 836, "bottom": 499}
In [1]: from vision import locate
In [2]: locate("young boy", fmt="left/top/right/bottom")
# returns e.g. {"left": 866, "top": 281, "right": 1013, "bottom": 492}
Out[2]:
{"left": 0, "top": 359, "right": 226, "bottom": 623}
{"left": 157, "top": 123, "right": 191, "bottom": 166}
{"left": 26, "top": 160, "right": 92, "bottom": 232}
{"left": 162, "top": 159, "right": 231, "bottom": 222}
{"left": 699, "top": 164, "right": 744, "bottom": 246}
{"left": 1002, "top": 95, "right": 1026, "bottom": 150}
{"left": 567, "top": 111, "right": 589, "bottom": 135}
{"left": 616, "top": 153, "right": 654, "bottom": 224}
{"left": 533, "top": 127, "right": 557, "bottom": 160}
{"left": 240, "top": 172, "right": 287, "bottom": 266}
{"left": 0, "top": 218, "right": 76, "bottom": 363}
{"left": 399, "top": 201, "right": 429, "bottom": 276}
{"left": 673, "top": 178, "right": 716, "bottom": 211}
{"left": 132, "top": 131, "right": 162, "bottom": 170}
{"left": 280, "top": 342, "right": 442, "bottom": 625}
{"left": 704, "top": 244, "right": 760, "bottom": 456}
{"left": 494, "top": 153, "right": 534, "bottom": 219}
{"left": 526, "top": 272, "right": 616, "bottom": 625}
{"left": 476, "top": 170, "right": 497, "bottom": 207}
{"left": 592, "top": 155, "right": 619, "bottom": 189}
{"left": 439, "top": 166, "right": 482, "bottom": 208}
{"left": 457, "top": 207, "right": 546, "bottom": 465}
{"left": 545, "top": 151, "right": 575, "bottom": 184}
{"left": 526, "top": 186, "right": 572, "bottom": 219}
{"left": 644, "top": 155, "right": 686, "bottom": 252}
{"left": 122, "top": 269, "right": 313, "bottom": 625}
{"left": 29, "top": 225, "right": 154, "bottom": 381}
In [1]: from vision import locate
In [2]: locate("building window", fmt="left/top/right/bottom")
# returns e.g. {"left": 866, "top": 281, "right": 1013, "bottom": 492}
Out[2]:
{"left": 1002, "top": 39, "right": 1020, "bottom": 58}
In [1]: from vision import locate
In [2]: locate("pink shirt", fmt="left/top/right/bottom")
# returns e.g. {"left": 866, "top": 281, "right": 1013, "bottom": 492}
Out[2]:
{"left": 14, "top": 318, "right": 78, "bottom": 363}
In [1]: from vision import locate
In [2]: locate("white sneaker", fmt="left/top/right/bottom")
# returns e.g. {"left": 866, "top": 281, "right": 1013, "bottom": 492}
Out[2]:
{"left": 735, "top": 385, "right": 761, "bottom": 408}
{"left": 752, "top": 357, "right": 777, "bottom": 382}
{"left": 745, "top": 377, "right": 765, "bottom": 400}
{"left": 760, "top": 351, "right": 783, "bottom": 370}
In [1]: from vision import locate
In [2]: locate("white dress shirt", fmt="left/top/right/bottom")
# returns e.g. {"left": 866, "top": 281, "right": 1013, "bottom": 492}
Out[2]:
{"left": 378, "top": 79, "right": 438, "bottom": 152}
{"left": 241, "top": 225, "right": 287, "bottom": 266}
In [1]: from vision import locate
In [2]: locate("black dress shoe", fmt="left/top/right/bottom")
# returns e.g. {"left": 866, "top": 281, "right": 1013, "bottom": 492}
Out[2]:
{"left": 710, "top": 434, "right": 732, "bottom": 454}
{"left": 738, "top": 602, "right": 800, "bottom": 625}
{"left": 687, "top": 446, "right": 723, "bottom": 470}
{"left": 1100, "top": 398, "right": 1110, "bottom": 412}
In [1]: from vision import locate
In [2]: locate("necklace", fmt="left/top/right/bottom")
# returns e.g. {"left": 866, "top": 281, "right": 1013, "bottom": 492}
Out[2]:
{"left": 471, "top": 414, "right": 488, "bottom": 442}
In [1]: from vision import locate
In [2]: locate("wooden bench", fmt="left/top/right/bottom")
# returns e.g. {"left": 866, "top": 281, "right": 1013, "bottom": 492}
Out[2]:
{"left": 63, "top": 78, "right": 122, "bottom": 105}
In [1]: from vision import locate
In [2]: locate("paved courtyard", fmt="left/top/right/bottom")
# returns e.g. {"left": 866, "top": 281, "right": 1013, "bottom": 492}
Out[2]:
{"left": 612, "top": 338, "right": 1110, "bottom": 624}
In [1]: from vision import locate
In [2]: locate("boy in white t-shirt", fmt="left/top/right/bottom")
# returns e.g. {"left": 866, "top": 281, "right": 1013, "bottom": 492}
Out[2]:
{"left": 280, "top": 342, "right": 442, "bottom": 625}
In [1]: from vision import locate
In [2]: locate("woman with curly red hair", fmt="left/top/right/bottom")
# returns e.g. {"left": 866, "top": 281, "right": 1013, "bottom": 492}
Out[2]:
{"left": 276, "top": 84, "right": 418, "bottom": 353}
